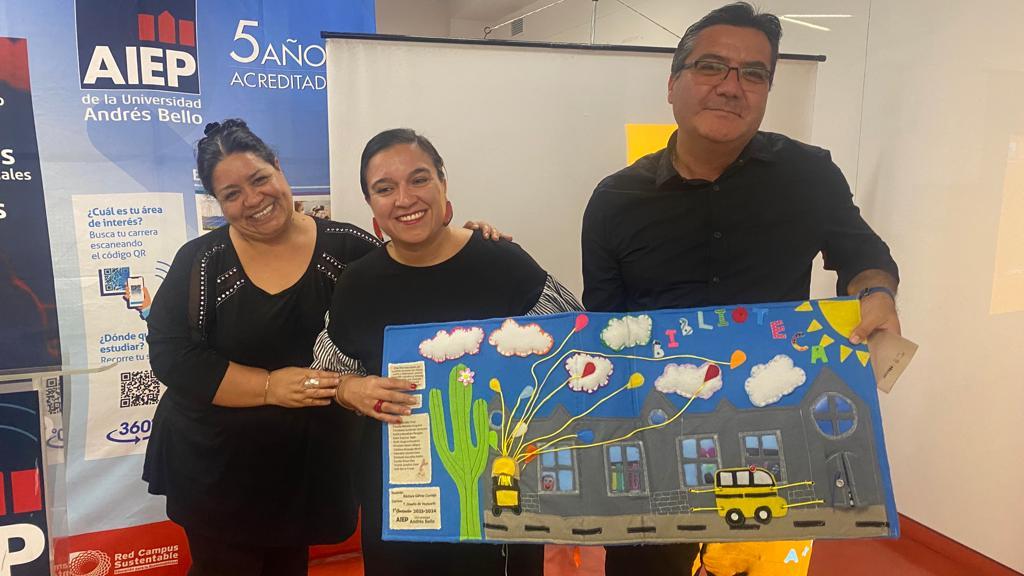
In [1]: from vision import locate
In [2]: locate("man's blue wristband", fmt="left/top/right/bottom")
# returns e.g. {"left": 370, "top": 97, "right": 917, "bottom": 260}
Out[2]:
{"left": 858, "top": 286, "right": 896, "bottom": 301}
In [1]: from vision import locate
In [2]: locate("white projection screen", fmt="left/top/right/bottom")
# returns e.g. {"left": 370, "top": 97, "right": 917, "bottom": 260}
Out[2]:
{"left": 325, "top": 34, "right": 819, "bottom": 296}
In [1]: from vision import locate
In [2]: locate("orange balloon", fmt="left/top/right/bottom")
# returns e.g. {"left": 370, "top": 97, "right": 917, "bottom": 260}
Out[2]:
{"left": 730, "top": 350, "right": 747, "bottom": 369}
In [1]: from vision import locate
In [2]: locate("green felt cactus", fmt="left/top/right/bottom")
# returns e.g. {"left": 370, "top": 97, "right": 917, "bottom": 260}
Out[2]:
{"left": 429, "top": 363, "right": 489, "bottom": 540}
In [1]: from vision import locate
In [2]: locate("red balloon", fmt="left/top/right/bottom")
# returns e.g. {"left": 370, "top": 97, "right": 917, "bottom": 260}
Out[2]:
{"left": 581, "top": 362, "right": 596, "bottom": 378}
{"left": 704, "top": 363, "right": 721, "bottom": 381}
{"left": 574, "top": 314, "right": 589, "bottom": 332}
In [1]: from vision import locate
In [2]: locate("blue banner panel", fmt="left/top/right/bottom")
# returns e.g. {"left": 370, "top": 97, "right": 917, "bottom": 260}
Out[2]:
{"left": 0, "top": 38, "right": 60, "bottom": 373}
{"left": 2, "top": 0, "right": 375, "bottom": 541}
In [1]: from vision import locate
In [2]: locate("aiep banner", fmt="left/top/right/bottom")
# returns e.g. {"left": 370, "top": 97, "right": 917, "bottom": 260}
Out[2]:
{"left": 0, "top": 0, "right": 375, "bottom": 568}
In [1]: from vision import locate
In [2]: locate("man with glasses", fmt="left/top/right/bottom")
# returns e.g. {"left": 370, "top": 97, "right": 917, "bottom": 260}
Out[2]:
{"left": 582, "top": 2, "right": 901, "bottom": 575}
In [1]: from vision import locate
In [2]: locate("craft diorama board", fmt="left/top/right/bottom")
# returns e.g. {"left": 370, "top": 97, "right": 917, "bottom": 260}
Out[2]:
{"left": 380, "top": 298, "right": 897, "bottom": 544}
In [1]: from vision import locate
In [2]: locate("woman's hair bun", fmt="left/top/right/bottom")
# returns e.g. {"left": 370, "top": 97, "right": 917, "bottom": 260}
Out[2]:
{"left": 204, "top": 119, "right": 249, "bottom": 136}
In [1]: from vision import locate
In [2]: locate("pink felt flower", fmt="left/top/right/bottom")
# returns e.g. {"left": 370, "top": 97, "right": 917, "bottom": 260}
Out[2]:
{"left": 457, "top": 368, "right": 475, "bottom": 386}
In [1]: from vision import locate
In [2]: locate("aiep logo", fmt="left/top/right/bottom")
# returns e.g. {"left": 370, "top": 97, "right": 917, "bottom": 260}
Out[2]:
{"left": 76, "top": 0, "right": 200, "bottom": 93}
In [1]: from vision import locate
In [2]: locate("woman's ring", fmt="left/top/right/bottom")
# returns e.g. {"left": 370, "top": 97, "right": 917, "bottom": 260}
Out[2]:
{"left": 373, "top": 399, "right": 384, "bottom": 413}
{"left": 303, "top": 377, "right": 319, "bottom": 389}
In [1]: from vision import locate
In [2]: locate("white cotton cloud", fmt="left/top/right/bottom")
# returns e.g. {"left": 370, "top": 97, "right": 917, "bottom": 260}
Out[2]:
{"left": 418, "top": 327, "right": 485, "bottom": 363}
{"left": 654, "top": 363, "right": 723, "bottom": 400}
{"left": 488, "top": 318, "right": 554, "bottom": 357}
{"left": 600, "top": 315, "right": 653, "bottom": 351}
{"left": 744, "top": 354, "right": 807, "bottom": 407}
{"left": 564, "top": 353, "right": 614, "bottom": 393}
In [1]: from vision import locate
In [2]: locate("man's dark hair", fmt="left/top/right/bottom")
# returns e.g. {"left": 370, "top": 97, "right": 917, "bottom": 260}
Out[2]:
{"left": 359, "top": 129, "right": 446, "bottom": 199}
{"left": 670, "top": 2, "right": 782, "bottom": 83}
{"left": 196, "top": 119, "right": 277, "bottom": 196}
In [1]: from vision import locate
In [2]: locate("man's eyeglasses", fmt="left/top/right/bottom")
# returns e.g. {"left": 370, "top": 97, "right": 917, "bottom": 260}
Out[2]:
{"left": 680, "top": 60, "right": 772, "bottom": 88}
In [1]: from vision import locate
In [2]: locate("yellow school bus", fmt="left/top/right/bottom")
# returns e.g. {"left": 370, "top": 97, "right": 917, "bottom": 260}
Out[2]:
{"left": 690, "top": 466, "right": 822, "bottom": 526}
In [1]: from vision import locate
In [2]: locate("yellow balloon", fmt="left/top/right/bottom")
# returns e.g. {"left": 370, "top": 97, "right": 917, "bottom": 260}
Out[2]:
{"left": 627, "top": 373, "right": 645, "bottom": 389}
{"left": 489, "top": 378, "right": 502, "bottom": 392}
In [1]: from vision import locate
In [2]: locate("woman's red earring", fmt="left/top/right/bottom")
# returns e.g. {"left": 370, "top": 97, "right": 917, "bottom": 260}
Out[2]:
{"left": 444, "top": 201, "right": 453, "bottom": 226}
{"left": 372, "top": 218, "right": 385, "bottom": 241}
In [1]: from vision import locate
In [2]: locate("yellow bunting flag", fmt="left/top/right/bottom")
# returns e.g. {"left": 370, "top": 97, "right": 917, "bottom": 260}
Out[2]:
{"left": 839, "top": 345, "right": 853, "bottom": 363}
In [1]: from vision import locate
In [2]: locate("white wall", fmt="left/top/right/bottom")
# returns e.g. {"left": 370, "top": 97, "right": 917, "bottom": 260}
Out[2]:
{"left": 450, "top": 18, "right": 489, "bottom": 38}
{"left": 857, "top": 1, "right": 1024, "bottom": 570}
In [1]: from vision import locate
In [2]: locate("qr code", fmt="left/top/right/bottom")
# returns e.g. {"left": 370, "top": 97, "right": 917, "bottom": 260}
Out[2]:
{"left": 45, "top": 377, "right": 63, "bottom": 415}
{"left": 99, "top": 266, "right": 130, "bottom": 296}
{"left": 119, "top": 370, "right": 163, "bottom": 408}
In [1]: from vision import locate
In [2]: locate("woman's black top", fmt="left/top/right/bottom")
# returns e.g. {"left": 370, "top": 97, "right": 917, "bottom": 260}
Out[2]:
{"left": 143, "top": 218, "right": 378, "bottom": 546}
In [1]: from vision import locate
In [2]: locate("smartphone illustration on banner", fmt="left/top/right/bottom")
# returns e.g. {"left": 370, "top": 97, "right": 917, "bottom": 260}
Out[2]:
{"left": 127, "top": 276, "right": 145, "bottom": 307}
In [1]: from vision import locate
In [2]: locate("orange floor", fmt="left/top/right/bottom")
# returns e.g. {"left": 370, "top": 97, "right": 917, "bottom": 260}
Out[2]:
{"left": 309, "top": 539, "right": 1021, "bottom": 575}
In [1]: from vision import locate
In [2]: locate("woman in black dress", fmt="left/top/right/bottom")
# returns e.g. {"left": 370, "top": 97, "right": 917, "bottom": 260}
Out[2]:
{"left": 144, "top": 120, "right": 505, "bottom": 575}
{"left": 313, "top": 129, "right": 582, "bottom": 575}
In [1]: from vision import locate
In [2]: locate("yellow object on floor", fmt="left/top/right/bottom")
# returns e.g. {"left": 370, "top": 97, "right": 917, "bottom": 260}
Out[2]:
{"left": 694, "top": 541, "right": 814, "bottom": 576}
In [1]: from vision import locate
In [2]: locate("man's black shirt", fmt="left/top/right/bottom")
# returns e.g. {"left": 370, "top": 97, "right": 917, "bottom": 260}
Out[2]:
{"left": 582, "top": 131, "right": 899, "bottom": 312}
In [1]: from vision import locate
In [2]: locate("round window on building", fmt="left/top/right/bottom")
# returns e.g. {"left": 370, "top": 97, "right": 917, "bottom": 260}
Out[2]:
{"left": 489, "top": 410, "right": 503, "bottom": 429}
{"left": 812, "top": 392, "right": 857, "bottom": 438}
{"left": 648, "top": 408, "right": 668, "bottom": 425}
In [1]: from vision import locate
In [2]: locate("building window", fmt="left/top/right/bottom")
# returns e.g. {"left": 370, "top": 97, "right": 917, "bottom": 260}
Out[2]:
{"left": 741, "top": 431, "right": 785, "bottom": 482}
{"left": 648, "top": 408, "right": 668, "bottom": 425}
{"left": 679, "top": 435, "right": 721, "bottom": 487}
{"left": 719, "top": 468, "right": 776, "bottom": 489}
{"left": 606, "top": 442, "right": 647, "bottom": 495}
{"left": 812, "top": 393, "right": 857, "bottom": 438}
{"left": 539, "top": 447, "right": 577, "bottom": 493}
